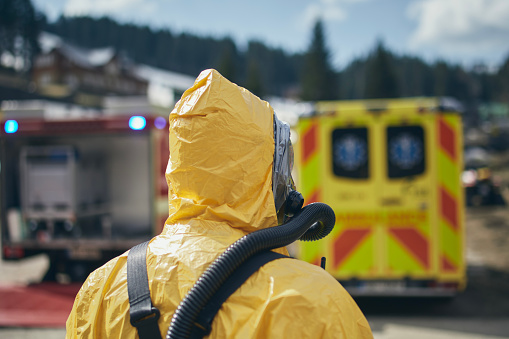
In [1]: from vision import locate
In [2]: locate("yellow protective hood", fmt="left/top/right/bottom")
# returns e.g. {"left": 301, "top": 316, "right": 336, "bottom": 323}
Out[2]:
{"left": 165, "top": 69, "right": 277, "bottom": 233}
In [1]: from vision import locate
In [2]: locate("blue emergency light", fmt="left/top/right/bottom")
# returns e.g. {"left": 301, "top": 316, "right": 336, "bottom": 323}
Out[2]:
{"left": 4, "top": 120, "right": 18, "bottom": 133}
{"left": 129, "top": 116, "right": 146, "bottom": 130}
{"left": 154, "top": 116, "right": 166, "bottom": 129}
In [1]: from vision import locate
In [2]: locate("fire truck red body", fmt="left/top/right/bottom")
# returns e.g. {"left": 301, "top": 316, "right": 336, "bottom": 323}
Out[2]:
{"left": 1, "top": 100, "right": 169, "bottom": 281}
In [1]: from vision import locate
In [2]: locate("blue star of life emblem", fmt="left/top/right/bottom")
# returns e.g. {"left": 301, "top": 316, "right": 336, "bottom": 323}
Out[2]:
{"left": 334, "top": 135, "right": 367, "bottom": 171}
{"left": 389, "top": 133, "right": 422, "bottom": 169}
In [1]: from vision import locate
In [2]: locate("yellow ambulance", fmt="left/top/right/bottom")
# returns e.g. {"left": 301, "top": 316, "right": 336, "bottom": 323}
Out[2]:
{"left": 294, "top": 97, "right": 466, "bottom": 296}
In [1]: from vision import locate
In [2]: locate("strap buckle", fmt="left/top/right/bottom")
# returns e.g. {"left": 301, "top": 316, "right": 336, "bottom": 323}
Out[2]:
{"left": 191, "top": 313, "right": 212, "bottom": 337}
{"left": 130, "top": 306, "right": 161, "bottom": 328}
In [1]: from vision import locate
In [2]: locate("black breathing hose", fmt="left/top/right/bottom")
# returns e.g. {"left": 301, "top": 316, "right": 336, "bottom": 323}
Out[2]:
{"left": 166, "top": 202, "right": 335, "bottom": 339}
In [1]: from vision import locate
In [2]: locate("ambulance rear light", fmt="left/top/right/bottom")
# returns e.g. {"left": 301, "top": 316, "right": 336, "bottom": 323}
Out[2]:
{"left": 4, "top": 120, "right": 18, "bottom": 133}
{"left": 3, "top": 245, "right": 25, "bottom": 259}
{"left": 462, "top": 170, "right": 477, "bottom": 187}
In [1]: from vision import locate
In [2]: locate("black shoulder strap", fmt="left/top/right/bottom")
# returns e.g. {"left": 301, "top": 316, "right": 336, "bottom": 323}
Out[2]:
{"left": 127, "top": 240, "right": 162, "bottom": 339}
{"left": 189, "top": 251, "right": 290, "bottom": 339}
{"left": 127, "top": 241, "right": 289, "bottom": 339}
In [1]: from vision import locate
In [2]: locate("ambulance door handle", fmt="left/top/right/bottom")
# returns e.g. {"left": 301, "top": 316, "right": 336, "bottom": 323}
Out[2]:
{"left": 380, "top": 197, "right": 401, "bottom": 206}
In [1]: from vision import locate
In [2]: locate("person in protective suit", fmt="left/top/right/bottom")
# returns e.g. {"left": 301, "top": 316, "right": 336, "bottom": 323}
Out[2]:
{"left": 66, "top": 69, "right": 373, "bottom": 338}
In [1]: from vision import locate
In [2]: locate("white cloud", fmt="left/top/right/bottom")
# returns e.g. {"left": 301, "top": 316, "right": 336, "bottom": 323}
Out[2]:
{"left": 33, "top": 0, "right": 64, "bottom": 21}
{"left": 324, "top": 0, "right": 369, "bottom": 3}
{"left": 63, "top": 0, "right": 154, "bottom": 17}
{"left": 408, "top": 0, "right": 509, "bottom": 54}
{"left": 303, "top": 3, "right": 346, "bottom": 26}
{"left": 321, "top": 0, "right": 367, "bottom": 4}
{"left": 303, "top": 0, "right": 369, "bottom": 27}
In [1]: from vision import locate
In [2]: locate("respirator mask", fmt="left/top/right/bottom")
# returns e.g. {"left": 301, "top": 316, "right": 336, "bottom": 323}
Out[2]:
{"left": 273, "top": 113, "right": 304, "bottom": 224}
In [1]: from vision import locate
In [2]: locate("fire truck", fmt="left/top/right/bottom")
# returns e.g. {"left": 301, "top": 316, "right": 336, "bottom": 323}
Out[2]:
{"left": 294, "top": 97, "right": 466, "bottom": 296}
{"left": 1, "top": 100, "right": 169, "bottom": 281}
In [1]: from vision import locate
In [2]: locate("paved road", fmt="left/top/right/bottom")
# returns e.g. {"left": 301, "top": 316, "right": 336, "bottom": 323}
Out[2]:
{"left": 369, "top": 316, "right": 509, "bottom": 338}
{"left": 1, "top": 321, "right": 507, "bottom": 339}
{"left": 360, "top": 263, "right": 509, "bottom": 338}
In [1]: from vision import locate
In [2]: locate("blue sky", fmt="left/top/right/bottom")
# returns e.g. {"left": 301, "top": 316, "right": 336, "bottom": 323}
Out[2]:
{"left": 32, "top": 0, "right": 509, "bottom": 70}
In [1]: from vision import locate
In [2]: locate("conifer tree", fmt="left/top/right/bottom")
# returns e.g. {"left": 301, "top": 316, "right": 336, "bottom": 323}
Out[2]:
{"left": 245, "top": 59, "right": 264, "bottom": 98}
{"left": 364, "top": 40, "right": 398, "bottom": 99}
{"left": 495, "top": 56, "right": 509, "bottom": 105}
{"left": 300, "top": 19, "right": 338, "bottom": 101}
{"left": 217, "top": 38, "right": 238, "bottom": 82}
{"left": 0, "top": 0, "right": 43, "bottom": 72}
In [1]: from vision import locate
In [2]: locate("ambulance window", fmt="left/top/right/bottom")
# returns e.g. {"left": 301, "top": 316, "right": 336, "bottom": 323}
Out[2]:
{"left": 387, "top": 125, "right": 425, "bottom": 178}
{"left": 331, "top": 127, "right": 369, "bottom": 179}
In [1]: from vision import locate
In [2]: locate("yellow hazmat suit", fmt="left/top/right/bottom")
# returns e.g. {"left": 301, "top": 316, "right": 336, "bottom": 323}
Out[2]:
{"left": 66, "top": 69, "right": 373, "bottom": 338}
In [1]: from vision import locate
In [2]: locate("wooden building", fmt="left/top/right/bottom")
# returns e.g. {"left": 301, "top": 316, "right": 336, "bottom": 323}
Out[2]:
{"left": 32, "top": 33, "right": 148, "bottom": 107}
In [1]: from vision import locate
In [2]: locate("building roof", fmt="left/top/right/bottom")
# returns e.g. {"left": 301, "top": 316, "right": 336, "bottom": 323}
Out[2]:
{"left": 39, "top": 32, "right": 116, "bottom": 69}
{"left": 133, "top": 64, "right": 195, "bottom": 93}
{"left": 38, "top": 31, "right": 195, "bottom": 93}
